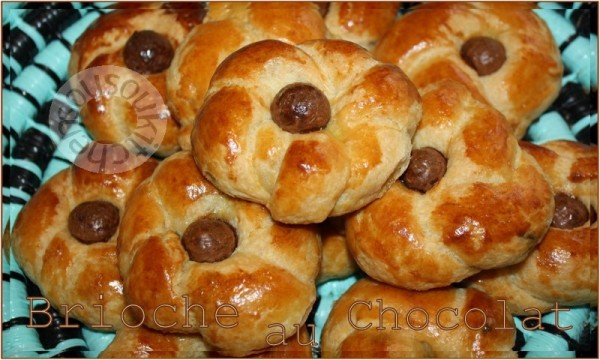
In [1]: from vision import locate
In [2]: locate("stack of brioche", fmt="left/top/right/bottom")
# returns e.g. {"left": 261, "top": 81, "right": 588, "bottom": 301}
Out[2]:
{"left": 10, "top": 2, "right": 596, "bottom": 358}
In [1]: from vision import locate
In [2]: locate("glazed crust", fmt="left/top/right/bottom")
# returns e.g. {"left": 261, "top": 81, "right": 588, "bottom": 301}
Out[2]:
{"left": 118, "top": 151, "right": 320, "bottom": 356}
{"left": 11, "top": 148, "right": 157, "bottom": 329}
{"left": 467, "top": 140, "right": 598, "bottom": 314}
{"left": 317, "top": 218, "right": 358, "bottom": 284}
{"left": 191, "top": 39, "right": 421, "bottom": 224}
{"left": 373, "top": 2, "right": 562, "bottom": 138}
{"left": 100, "top": 326, "right": 210, "bottom": 358}
{"left": 321, "top": 279, "right": 517, "bottom": 358}
{"left": 166, "top": 2, "right": 326, "bottom": 150}
{"left": 324, "top": 2, "right": 400, "bottom": 51}
{"left": 346, "top": 80, "right": 555, "bottom": 290}
{"left": 69, "top": 3, "right": 203, "bottom": 156}
{"left": 100, "top": 325, "right": 313, "bottom": 358}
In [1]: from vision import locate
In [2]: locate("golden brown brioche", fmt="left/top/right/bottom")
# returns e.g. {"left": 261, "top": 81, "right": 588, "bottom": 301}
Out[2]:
{"left": 118, "top": 151, "right": 320, "bottom": 357}
{"left": 321, "top": 278, "right": 517, "bottom": 358}
{"left": 100, "top": 326, "right": 210, "bottom": 358}
{"left": 317, "top": 217, "right": 358, "bottom": 284}
{"left": 100, "top": 325, "right": 313, "bottom": 358}
{"left": 373, "top": 2, "right": 562, "bottom": 138}
{"left": 166, "top": 2, "right": 326, "bottom": 150}
{"left": 69, "top": 2, "right": 205, "bottom": 156}
{"left": 11, "top": 145, "right": 158, "bottom": 329}
{"left": 346, "top": 80, "right": 555, "bottom": 290}
{"left": 191, "top": 39, "right": 422, "bottom": 224}
{"left": 467, "top": 140, "right": 598, "bottom": 315}
{"left": 322, "top": 2, "right": 400, "bottom": 51}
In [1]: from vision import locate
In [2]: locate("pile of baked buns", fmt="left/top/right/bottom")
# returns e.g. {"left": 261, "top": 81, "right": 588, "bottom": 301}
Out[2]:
{"left": 10, "top": 2, "right": 597, "bottom": 358}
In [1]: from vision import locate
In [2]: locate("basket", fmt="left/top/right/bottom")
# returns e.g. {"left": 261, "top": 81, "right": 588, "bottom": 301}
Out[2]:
{"left": 2, "top": 2, "right": 598, "bottom": 358}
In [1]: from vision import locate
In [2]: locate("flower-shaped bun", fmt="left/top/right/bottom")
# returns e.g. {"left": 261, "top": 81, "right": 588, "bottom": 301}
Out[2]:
{"left": 118, "top": 151, "right": 320, "bottom": 356}
{"left": 166, "top": 2, "right": 326, "bottom": 150}
{"left": 69, "top": 3, "right": 206, "bottom": 157}
{"left": 374, "top": 2, "right": 562, "bottom": 138}
{"left": 192, "top": 39, "right": 421, "bottom": 224}
{"left": 467, "top": 140, "right": 598, "bottom": 314}
{"left": 11, "top": 145, "right": 158, "bottom": 329}
{"left": 346, "top": 80, "right": 555, "bottom": 290}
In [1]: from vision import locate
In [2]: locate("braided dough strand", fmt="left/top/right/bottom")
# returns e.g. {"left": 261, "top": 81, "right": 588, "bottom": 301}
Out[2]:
{"left": 118, "top": 151, "right": 320, "bottom": 356}
{"left": 346, "top": 80, "right": 554, "bottom": 290}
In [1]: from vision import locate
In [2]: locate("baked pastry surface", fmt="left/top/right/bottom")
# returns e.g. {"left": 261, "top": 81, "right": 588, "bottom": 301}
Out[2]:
{"left": 317, "top": 217, "right": 358, "bottom": 284}
{"left": 467, "top": 140, "right": 598, "bottom": 314}
{"left": 321, "top": 278, "right": 517, "bottom": 358}
{"left": 11, "top": 145, "right": 158, "bottom": 329}
{"left": 192, "top": 39, "right": 422, "bottom": 224}
{"left": 374, "top": 2, "right": 563, "bottom": 138}
{"left": 346, "top": 80, "right": 555, "bottom": 290}
{"left": 323, "top": 2, "right": 400, "bottom": 51}
{"left": 118, "top": 151, "right": 320, "bottom": 356}
{"left": 69, "top": 2, "right": 205, "bottom": 156}
{"left": 166, "top": 2, "right": 326, "bottom": 150}
{"left": 100, "top": 324, "right": 313, "bottom": 358}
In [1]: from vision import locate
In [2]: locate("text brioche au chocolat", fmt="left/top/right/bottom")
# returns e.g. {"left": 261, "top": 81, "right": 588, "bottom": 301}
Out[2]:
{"left": 346, "top": 80, "right": 555, "bottom": 290}
{"left": 117, "top": 151, "right": 320, "bottom": 357}
{"left": 466, "top": 140, "right": 598, "bottom": 315}
{"left": 374, "top": 2, "right": 562, "bottom": 138}
{"left": 10, "top": 145, "right": 158, "bottom": 329}
{"left": 68, "top": 2, "right": 205, "bottom": 156}
{"left": 191, "top": 39, "right": 421, "bottom": 224}
{"left": 320, "top": 279, "right": 516, "bottom": 358}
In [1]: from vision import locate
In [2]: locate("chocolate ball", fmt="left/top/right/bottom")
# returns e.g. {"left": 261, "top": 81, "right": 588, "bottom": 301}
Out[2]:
{"left": 181, "top": 218, "right": 237, "bottom": 263}
{"left": 400, "top": 147, "right": 447, "bottom": 193}
{"left": 68, "top": 201, "right": 120, "bottom": 244}
{"left": 270, "top": 83, "right": 331, "bottom": 133}
{"left": 123, "top": 30, "right": 174, "bottom": 74}
{"left": 460, "top": 36, "right": 506, "bottom": 76}
{"left": 552, "top": 193, "right": 589, "bottom": 229}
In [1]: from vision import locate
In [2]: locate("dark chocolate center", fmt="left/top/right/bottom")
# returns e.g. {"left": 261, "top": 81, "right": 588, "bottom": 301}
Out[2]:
{"left": 181, "top": 218, "right": 237, "bottom": 263}
{"left": 552, "top": 193, "right": 589, "bottom": 229}
{"left": 68, "top": 201, "right": 120, "bottom": 244}
{"left": 123, "top": 30, "right": 174, "bottom": 74}
{"left": 460, "top": 36, "right": 506, "bottom": 76}
{"left": 270, "top": 83, "right": 331, "bottom": 133}
{"left": 400, "top": 147, "right": 447, "bottom": 193}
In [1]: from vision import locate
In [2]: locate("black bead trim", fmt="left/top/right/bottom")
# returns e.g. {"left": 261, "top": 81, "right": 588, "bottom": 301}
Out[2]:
{"left": 550, "top": 82, "right": 591, "bottom": 124}
{"left": 559, "top": 32, "right": 579, "bottom": 52}
{"left": 3, "top": 195, "right": 28, "bottom": 205}
{"left": 6, "top": 83, "right": 41, "bottom": 111}
{"left": 2, "top": 317, "right": 31, "bottom": 330}
{"left": 54, "top": 33, "right": 71, "bottom": 51}
{"left": 10, "top": 271, "right": 28, "bottom": 284}
{"left": 32, "top": 62, "right": 61, "bottom": 86}
{"left": 540, "top": 322, "right": 580, "bottom": 350}
{"left": 51, "top": 155, "right": 72, "bottom": 166}
{"left": 4, "top": 165, "right": 40, "bottom": 196}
